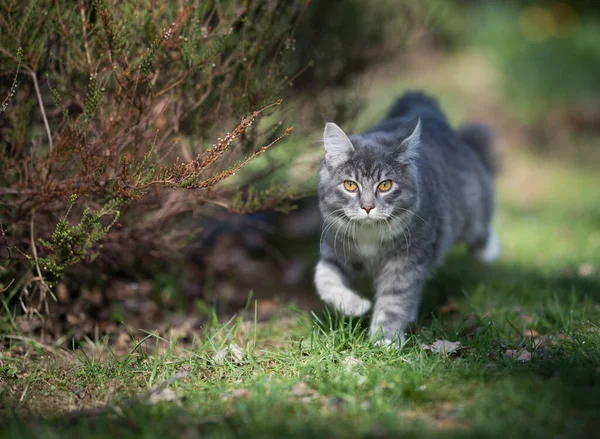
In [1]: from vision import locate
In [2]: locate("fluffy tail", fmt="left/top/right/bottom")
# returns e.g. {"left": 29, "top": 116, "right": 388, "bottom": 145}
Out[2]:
{"left": 385, "top": 91, "right": 448, "bottom": 123}
{"left": 457, "top": 122, "right": 498, "bottom": 175}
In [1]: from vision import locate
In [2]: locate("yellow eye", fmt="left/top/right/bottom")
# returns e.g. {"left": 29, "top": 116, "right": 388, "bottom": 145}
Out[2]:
{"left": 377, "top": 180, "right": 392, "bottom": 192}
{"left": 343, "top": 180, "right": 358, "bottom": 192}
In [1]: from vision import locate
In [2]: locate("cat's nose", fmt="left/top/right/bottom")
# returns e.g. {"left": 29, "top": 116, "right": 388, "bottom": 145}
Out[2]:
{"left": 362, "top": 206, "right": 373, "bottom": 214}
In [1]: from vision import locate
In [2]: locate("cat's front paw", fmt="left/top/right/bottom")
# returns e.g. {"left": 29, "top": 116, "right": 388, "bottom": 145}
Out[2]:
{"left": 334, "top": 294, "right": 372, "bottom": 316}
{"left": 370, "top": 317, "right": 408, "bottom": 348}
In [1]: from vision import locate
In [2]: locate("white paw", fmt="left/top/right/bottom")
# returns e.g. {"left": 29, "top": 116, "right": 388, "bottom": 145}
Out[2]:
{"left": 338, "top": 296, "right": 372, "bottom": 316}
{"left": 475, "top": 230, "right": 501, "bottom": 264}
{"left": 372, "top": 334, "right": 406, "bottom": 349}
{"left": 370, "top": 326, "right": 407, "bottom": 349}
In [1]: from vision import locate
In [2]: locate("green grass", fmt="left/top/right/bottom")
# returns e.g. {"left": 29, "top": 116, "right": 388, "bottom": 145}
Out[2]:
{"left": 1, "top": 149, "right": 599, "bottom": 437}
{"left": 2, "top": 51, "right": 600, "bottom": 438}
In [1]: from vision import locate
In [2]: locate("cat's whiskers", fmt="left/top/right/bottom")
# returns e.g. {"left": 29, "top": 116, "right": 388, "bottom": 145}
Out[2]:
{"left": 332, "top": 215, "right": 353, "bottom": 264}
{"left": 341, "top": 218, "right": 352, "bottom": 263}
{"left": 320, "top": 210, "right": 346, "bottom": 259}
{"left": 387, "top": 214, "right": 411, "bottom": 265}
{"left": 396, "top": 207, "right": 434, "bottom": 234}
{"left": 319, "top": 217, "right": 340, "bottom": 252}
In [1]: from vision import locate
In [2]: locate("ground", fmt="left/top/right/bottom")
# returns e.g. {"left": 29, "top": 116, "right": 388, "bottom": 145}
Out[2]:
{"left": 1, "top": 50, "right": 599, "bottom": 438}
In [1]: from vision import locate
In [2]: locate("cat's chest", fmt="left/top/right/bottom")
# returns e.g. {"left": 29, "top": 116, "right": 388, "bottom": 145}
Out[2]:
{"left": 352, "top": 225, "right": 387, "bottom": 260}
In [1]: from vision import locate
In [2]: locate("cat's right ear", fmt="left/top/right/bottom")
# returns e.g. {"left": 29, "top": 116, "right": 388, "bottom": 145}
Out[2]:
{"left": 323, "top": 122, "right": 354, "bottom": 168}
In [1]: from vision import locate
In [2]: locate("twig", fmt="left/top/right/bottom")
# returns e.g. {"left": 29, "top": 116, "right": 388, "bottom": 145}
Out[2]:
{"left": 0, "top": 279, "right": 14, "bottom": 294}
{"left": 80, "top": 4, "right": 92, "bottom": 69}
{"left": 0, "top": 219, "right": 12, "bottom": 260}
{"left": 29, "top": 210, "right": 56, "bottom": 311}
{"left": 0, "top": 50, "right": 22, "bottom": 113}
{"left": 29, "top": 70, "right": 54, "bottom": 153}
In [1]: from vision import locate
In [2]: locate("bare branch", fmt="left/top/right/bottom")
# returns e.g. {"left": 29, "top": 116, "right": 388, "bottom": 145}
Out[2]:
{"left": 29, "top": 70, "right": 54, "bottom": 153}
{"left": 80, "top": 4, "right": 92, "bottom": 69}
{"left": 0, "top": 219, "right": 12, "bottom": 260}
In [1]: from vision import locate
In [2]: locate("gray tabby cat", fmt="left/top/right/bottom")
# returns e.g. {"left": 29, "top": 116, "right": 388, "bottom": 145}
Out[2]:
{"left": 314, "top": 92, "right": 500, "bottom": 346}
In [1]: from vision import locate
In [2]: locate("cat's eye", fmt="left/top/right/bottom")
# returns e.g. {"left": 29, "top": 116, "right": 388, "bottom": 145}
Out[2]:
{"left": 377, "top": 180, "right": 392, "bottom": 192}
{"left": 343, "top": 180, "right": 358, "bottom": 192}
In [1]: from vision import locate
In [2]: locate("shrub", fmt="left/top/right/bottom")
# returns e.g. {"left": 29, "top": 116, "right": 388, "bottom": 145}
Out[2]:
{"left": 0, "top": 0, "right": 301, "bottom": 312}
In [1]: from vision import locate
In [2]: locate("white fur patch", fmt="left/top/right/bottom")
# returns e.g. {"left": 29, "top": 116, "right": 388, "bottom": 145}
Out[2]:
{"left": 314, "top": 261, "right": 372, "bottom": 316}
{"left": 475, "top": 229, "right": 501, "bottom": 263}
{"left": 353, "top": 223, "right": 390, "bottom": 259}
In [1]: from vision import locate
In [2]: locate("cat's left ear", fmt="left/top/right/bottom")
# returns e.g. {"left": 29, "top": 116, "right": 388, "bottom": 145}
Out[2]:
{"left": 398, "top": 117, "right": 421, "bottom": 162}
{"left": 323, "top": 122, "right": 355, "bottom": 168}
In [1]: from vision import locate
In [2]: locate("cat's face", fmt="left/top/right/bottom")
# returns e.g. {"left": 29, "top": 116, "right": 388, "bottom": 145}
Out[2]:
{"left": 318, "top": 121, "right": 420, "bottom": 228}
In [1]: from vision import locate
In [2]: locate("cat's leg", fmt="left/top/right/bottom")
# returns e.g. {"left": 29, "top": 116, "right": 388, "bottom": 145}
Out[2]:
{"left": 473, "top": 228, "right": 500, "bottom": 264}
{"left": 314, "top": 259, "right": 372, "bottom": 316}
{"left": 370, "top": 260, "right": 425, "bottom": 346}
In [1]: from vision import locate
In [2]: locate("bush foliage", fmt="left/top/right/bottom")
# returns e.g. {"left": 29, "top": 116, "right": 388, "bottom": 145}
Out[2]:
{"left": 0, "top": 0, "right": 305, "bottom": 309}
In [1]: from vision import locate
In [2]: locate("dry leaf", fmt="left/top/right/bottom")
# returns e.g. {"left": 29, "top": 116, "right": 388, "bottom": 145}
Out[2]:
{"left": 291, "top": 382, "right": 321, "bottom": 403}
{"left": 341, "top": 356, "right": 363, "bottom": 368}
{"left": 213, "top": 343, "right": 245, "bottom": 363}
{"left": 291, "top": 382, "right": 312, "bottom": 397}
{"left": 223, "top": 388, "right": 251, "bottom": 401}
{"left": 148, "top": 388, "right": 177, "bottom": 404}
{"left": 438, "top": 303, "right": 459, "bottom": 315}
{"left": 524, "top": 329, "right": 540, "bottom": 338}
{"left": 578, "top": 263, "right": 594, "bottom": 277}
{"left": 504, "top": 348, "right": 531, "bottom": 361}
{"left": 423, "top": 340, "right": 461, "bottom": 355}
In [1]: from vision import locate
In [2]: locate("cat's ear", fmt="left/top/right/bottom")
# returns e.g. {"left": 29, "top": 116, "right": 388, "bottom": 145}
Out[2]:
{"left": 323, "top": 122, "right": 354, "bottom": 168}
{"left": 398, "top": 117, "right": 421, "bottom": 162}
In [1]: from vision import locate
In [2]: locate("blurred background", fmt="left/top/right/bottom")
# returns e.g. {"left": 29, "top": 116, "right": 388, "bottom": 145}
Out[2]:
{"left": 1, "top": 0, "right": 599, "bottom": 350}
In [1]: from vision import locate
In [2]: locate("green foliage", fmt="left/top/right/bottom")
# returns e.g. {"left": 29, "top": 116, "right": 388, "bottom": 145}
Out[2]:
{"left": 468, "top": 2, "right": 600, "bottom": 120}
{"left": 292, "top": 0, "right": 445, "bottom": 90}
{"left": 37, "top": 197, "right": 122, "bottom": 281}
{"left": 0, "top": 0, "right": 306, "bottom": 298}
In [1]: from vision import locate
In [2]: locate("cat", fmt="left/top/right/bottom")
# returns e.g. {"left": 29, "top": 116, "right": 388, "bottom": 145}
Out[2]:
{"left": 314, "top": 91, "right": 500, "bottom": 346}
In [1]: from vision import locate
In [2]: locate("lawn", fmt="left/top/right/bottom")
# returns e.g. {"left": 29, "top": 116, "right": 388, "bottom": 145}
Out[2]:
{"left": 1, "top": 56, "right": 600, "bottom": 438}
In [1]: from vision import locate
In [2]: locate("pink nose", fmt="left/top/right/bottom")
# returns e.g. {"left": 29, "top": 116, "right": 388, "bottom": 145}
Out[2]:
{"left": 362, "top": 206, "right": 373, "bottom": 214}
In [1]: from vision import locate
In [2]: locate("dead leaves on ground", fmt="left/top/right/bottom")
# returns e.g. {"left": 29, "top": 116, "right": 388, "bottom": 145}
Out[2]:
{"left": 423, "top": 340, "right": 462, "bottom": 356}
{"left": 492, "top": 330, "right": 567, "bottom": 362}
{"left": 423, "top": 329, "right": 568, "bottom": 362}
{"left": 212, "top": 343, "right": 245, "bottom": 364}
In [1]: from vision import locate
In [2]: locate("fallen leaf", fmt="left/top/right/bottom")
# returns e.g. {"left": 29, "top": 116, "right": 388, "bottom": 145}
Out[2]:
{"left": 504, "top": 348, "right": 531, "bottom": 361}
{"left": 256, "top": 299, "right": 280, "bottom": 321}
{"left": 578, "top": 263, "right": 594, "bottom": 277}
{"left": 341, "top": 356, "right": 363, "bottom": 368}
{"left": 148, "top": 388, "right": 177, "bottom": 404}
{"left": 291, "top": 382, "right": 312, "bottom": 397}
{"left": 222, "top": 388, "right": 251, "bottom": 401}
{"left": 145, "top": 370, "right": 189, "bottom": 405}
{"left": 524, "top": 329, "right": 540, "bottom": 338}
{"left": 213, "top": 343, "right": 245, "bottom": 363}
{"left": 438, "top": 303, "right": 459, "bottom": 315}
{"left": 290, "top": 382, "right": 321, "bottom": 403}
{"left": 422, "top": 340, "right": 461, "bottom": 355}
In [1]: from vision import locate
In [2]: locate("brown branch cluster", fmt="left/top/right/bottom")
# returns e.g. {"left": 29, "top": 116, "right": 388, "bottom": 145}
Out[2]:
{"left": 0, "top": 1, "right": 305, "bottom": 306}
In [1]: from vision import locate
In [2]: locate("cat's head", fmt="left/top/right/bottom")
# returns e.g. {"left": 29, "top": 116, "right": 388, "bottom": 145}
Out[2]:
{"left": 318, "top": 119, "right": 421, "bottom": 227}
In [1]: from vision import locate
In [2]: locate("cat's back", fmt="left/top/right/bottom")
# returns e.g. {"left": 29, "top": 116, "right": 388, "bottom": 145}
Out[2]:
{"left": 363, "top": 91, "right": 450, "bottom": 137}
